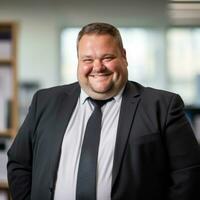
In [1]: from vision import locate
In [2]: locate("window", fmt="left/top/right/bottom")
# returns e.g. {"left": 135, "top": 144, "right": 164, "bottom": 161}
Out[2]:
{"left": 61, "top": 27, "right": 200, "bottom": 105}
{"left": 61, "top": 28, "right": 79, "bottom": 84}
{"left": 167, "top": 28, "right": 200, "bottom": 105}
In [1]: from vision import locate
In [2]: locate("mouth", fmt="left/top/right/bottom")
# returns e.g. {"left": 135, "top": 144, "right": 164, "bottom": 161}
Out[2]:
{"left": 89, "top": 73, "right": 112, "bottom": 78}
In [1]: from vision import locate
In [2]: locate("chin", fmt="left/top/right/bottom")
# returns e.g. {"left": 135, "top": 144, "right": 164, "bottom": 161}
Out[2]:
{"left": 91, "top": 82, "right": 113, "bottom": 91}
{"left": 91, "top": 86, "right": 111, "bottom": 93}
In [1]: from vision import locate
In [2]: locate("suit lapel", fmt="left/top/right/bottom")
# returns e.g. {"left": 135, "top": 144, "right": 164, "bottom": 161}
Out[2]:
{"left": 112, "top": 82, "right": 141, "bottom": 188}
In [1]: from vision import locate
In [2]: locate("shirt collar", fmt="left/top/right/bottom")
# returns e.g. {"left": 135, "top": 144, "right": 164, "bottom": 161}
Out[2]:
{"left": 80, "top": 86, "right": 125, "bottom": 105}
{"left": 80, "top": 89, "right": 89, "bottom": 104}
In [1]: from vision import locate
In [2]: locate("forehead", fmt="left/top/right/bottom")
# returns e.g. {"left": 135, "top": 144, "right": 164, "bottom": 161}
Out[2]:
{"left": 78, "top": 35, "right": 121, "bottom": 58}
{"left": 78, "top": 34, "right": 118, "bottom": 48}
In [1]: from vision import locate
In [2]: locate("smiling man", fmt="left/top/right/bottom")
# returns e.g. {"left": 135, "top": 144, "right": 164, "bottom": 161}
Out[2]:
{"left": 7, "top": 22, "right": 200, "bottom": 200}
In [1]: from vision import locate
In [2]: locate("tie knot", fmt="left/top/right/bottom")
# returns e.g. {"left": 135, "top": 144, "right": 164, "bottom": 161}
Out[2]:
{"left": 89, "top": 97, "right": 113, "bottom": 108}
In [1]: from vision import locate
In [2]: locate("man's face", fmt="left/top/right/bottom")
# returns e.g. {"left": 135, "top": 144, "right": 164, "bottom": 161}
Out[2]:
{"left": 77, "top": 34, "right": 128, "bottom": 100}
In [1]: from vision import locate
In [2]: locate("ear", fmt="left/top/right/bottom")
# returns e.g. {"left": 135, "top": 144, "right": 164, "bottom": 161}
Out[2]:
{"left": 122, "top": 48, "right": 128, "bottom": 66}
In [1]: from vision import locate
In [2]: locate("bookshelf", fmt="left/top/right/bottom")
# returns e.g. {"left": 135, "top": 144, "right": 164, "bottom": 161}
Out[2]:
{"left": 0, "top": 22, "right": 18, "bottom": 138}
{"left": 0, "top": 181, "right": 10, "bottom": 200}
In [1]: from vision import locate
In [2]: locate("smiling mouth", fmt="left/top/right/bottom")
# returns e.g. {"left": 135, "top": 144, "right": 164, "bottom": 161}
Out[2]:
{"left": 90, "top": 73, "right": 111, "bottom": 78}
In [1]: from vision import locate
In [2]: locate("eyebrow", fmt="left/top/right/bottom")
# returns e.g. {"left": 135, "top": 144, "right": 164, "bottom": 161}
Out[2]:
{"left": 80, "top": 53, "right": 115, "bottom": 59}
{"left": 80, "top": 55, "right": 92, "bottom": 59}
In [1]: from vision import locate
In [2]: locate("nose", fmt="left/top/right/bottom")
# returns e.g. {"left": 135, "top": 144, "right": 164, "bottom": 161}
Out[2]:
{"left": 93, "top": 59, "right": 105, "bottom": 72}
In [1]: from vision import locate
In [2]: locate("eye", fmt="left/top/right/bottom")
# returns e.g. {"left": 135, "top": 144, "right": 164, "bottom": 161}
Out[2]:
{"left": 103, "top": 56, "right": 114, "bottom": 62}
{"left": 82, "top": 58, "right": 93, "bottom": 64}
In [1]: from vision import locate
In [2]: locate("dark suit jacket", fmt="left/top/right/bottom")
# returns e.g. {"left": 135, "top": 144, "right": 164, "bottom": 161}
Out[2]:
{"left": 7, "top": 81, "right": 200, "bottom": 200}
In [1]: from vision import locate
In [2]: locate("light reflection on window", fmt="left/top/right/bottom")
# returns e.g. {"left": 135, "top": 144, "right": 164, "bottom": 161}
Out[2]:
{"left": 61, "top": 28, "right": 79, "bottom": 84}
{"left": 61, "top": 27, "right": 200, "bottom": 105}
{"left": 119, "top": 28, "right": 163, "bottom": 87}
{"left": 167, "top": 28, "right": 200, "bottom": 105}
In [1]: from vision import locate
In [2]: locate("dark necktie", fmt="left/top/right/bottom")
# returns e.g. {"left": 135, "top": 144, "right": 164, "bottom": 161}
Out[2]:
{"left": 76, "top": 97, "right": 113, "bottom": 200}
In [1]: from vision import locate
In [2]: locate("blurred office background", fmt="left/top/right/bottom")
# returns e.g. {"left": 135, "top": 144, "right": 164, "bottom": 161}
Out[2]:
{"left": 1, "top": 0, "right": 200, "bottom": 199}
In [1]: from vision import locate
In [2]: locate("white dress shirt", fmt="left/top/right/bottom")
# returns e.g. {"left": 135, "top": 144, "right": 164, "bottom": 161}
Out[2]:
{"left": 54, "top": 89, "right": 123, "bottom": 200}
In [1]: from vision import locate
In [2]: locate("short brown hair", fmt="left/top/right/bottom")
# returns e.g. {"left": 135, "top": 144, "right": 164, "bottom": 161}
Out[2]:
{"left": 77, "top": 22, "right": 124, "bottom": 50}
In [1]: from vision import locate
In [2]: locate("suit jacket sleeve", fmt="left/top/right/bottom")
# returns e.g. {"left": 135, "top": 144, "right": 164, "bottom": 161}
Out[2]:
{"left": 7, "top": 91, "right": 39, "bottom": 200}
{"left": 164, "top": 94, "right": 200, "bottom": 199}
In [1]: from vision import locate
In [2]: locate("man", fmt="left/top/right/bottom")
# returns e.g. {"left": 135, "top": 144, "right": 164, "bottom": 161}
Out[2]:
{"left": 7, "top": 22, "right": 200, "bottom": 200}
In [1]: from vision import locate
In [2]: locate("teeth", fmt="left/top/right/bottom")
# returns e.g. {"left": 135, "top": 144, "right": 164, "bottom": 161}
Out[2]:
{"left": 94, "top": 75, "right": 105, "bottom": 77}
{"left": 91, "top": 74, "right": 110, "bottom": 77}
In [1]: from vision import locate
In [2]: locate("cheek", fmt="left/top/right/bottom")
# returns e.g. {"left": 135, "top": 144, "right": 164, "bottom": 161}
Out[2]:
{"left": 106, "top": 61, "right": 123, "bottom": 73}
{"left": 78, "top": 64, "right": 92, "bottom": 76}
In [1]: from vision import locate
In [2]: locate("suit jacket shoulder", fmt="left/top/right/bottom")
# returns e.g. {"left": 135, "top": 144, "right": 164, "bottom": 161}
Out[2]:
{"left": 127, "top": 80, "right": 179, "bottom": 100}
{"left": 35, "top": 82, "right": 80, "bottom": 101}
{"left": 126, "top": 81, "right": 183, "bottom": 109}
{"left": 124, "top": 81, "right": 185, "bottom": 135}
{"left": 31, "top": 82, "right": 80, "bottom": 114}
